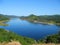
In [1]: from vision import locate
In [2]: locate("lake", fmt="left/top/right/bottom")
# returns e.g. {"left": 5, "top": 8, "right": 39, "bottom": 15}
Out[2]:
{"left": 0, "top": 18, "right": 60, "bottom": 40}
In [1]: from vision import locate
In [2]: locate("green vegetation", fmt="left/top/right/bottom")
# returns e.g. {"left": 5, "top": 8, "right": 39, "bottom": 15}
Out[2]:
{"left": 38, "top": 31, "right": 60, "bottom": 44}
{"left": 20, "top": 14, "right": 60, "bottom": 25}
{"left": 0, "top": 14, "right": 9, "bottom": 26}
{"left": 0, "top": 14, "right": 9, "bottom": 21}
{"left": 0, "top": 28, "right": 35, "bottom": 45}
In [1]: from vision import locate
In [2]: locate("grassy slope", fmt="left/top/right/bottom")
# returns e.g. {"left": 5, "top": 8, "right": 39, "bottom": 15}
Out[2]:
{"left": 0, "top": 28, "right": 35, "bottom": 45}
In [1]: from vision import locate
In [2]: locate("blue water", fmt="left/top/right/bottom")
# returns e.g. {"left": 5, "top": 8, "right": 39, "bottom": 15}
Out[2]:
{"left": 0, "top": 18, "right": 60, "bottom": 40}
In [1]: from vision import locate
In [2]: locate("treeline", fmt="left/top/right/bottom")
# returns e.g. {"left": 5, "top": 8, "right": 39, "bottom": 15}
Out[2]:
{"left": 20, "top": 14, "right": 60, "bottom": 25}
{"left": 0, "top": 28, "right": 35, "bottom": 45}
{"left": 0, "top": 14, "right": 9, "bottom": 21}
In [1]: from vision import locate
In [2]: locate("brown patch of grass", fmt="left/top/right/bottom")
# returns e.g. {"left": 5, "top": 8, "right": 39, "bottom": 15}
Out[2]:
{"left": 32, "top": 43, "right": 60, "bottom": 45}
{"left": 0, "top": 41, "right": 21, "bottom": 45}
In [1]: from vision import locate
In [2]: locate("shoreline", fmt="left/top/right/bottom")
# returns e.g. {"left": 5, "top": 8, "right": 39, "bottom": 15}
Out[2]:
{"left": 0, "top": 20, "right": 9, "bottom": 26}
{"left": 33, "top": 21, "right": 55, "bottom": 25}
{"left": 20, "top": 18, "right": 60, "bottom": 25}
{"left": 27, "top": 20, "right": 60, "bottom": 25}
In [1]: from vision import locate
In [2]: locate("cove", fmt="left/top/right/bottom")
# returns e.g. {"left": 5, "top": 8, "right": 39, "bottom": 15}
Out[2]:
{"left": 0, "top": 18, "right": 60, "bottom": 40}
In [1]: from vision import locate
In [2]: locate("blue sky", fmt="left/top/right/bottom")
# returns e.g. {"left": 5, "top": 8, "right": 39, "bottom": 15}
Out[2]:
{"left": 0, "top": 0, "right": 60, "bottom": 16}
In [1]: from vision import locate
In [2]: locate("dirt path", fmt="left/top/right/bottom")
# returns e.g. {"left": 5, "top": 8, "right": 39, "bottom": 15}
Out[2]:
{"left": 32, "top": 43, "right": 60, "bottom": 45}
{"left": 0, "top": 41, "right": 21, "bottom": 45}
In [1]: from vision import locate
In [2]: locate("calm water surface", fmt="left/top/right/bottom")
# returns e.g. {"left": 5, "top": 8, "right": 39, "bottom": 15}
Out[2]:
{"left": 0, "top": 18, "right": 60, "bottom": 40}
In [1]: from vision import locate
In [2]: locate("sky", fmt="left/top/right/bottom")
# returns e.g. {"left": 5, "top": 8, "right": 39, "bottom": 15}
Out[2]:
{"left": 0, "top": 0, "right": 60, "bottom": 16}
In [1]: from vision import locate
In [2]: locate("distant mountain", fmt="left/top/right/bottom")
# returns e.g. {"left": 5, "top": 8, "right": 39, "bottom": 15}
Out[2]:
{"left": 0, "top": 14, "right": 9, "bottom": 21}
{"left": 20, "top": 14, "right": 60, "bottom": 25}
{"left": 5, "top": 15, "right": 20, "bottom": 18}
{"left": 0, "top": 14, "right": 20, "bottom": 19}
